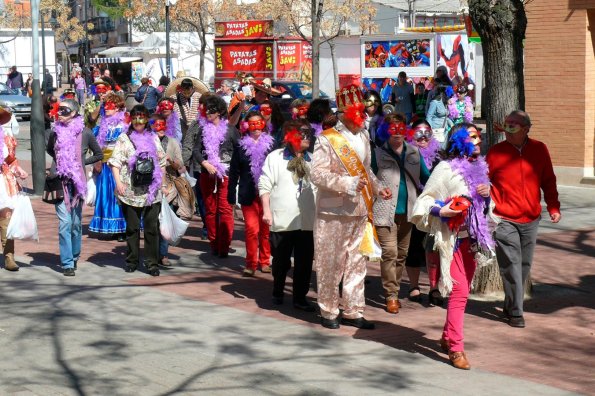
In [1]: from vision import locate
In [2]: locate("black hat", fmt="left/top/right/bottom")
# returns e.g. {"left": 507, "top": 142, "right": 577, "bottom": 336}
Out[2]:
{"left": 180, "top": 78, "right": 193, "bottom": 88}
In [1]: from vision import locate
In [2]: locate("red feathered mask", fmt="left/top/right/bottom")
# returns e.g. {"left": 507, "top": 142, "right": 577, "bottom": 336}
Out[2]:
{"left": 446, "top": 195, "right": 472, "bottom": 231}
{"left": 343, "top": 102, "right": 366, "bottom": 129}
{"left": 284, "top": 128, "right": 302, "bottom": 152}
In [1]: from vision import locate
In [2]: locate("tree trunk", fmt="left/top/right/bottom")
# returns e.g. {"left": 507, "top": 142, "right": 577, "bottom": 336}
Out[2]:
{"left": 468, "top": 0, "right": 528, "bottom": 297}
{"left": 311, "top": 0, "right": 323, "bottom": 98}
{"left": 329, "top": 40, "right": 339, "bottom": 93}
{"left": 198, "top": 12, "right": 206, "bottom": 81}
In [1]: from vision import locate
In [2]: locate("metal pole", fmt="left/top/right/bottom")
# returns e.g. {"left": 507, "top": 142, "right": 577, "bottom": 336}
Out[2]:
{"left": 30, "top": 0, "right": 45, "bottom": 195}
{"left": 41, "top": 12, "right": 47, "bottom": 90}
{"left": 84, "top": 0, "right": 89, "bottom": 66}
{"left": 165, "top": 0, "right": 171, "bottom": 79}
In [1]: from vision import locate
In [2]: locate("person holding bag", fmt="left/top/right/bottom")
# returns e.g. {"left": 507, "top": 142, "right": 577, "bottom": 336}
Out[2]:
{"left": 46, "top": 100, "right": 103, "bottom": 276}
{"left": 0, "top": 107, "right": 29, "bottom": 271}
{"left": 108, "top": 105, "right": 167, "bottom": 276}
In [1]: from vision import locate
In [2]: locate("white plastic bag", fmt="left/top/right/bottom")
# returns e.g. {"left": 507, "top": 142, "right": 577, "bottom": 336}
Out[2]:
{"left": 85, "top": 173, "right": 96, "bottom": 207}
{"left": 7, "top": 193, "right": 38, "bottom": 241}
{"left": 159, "top": 196, "right": 188, "bottom": 246}
{"left": 182, "top": 172, "right": 197, "bottom": 188}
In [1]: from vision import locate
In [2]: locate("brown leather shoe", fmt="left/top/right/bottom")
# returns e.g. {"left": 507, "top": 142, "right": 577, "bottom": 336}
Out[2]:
{"left": 386, "top": 299, "right": 399, "bottom": 314}
{"left": 440, "top": 337, "right": 450, "bottom": 353}
{"left": 449, "top": 351, "right": 471, "bottom": 370}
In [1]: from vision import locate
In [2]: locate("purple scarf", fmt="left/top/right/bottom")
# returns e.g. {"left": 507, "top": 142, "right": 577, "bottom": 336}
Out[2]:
{"left": 128, "top": 129, "right": 162, "bottom": 204}
{"left": 165, "top": 111, "right": 181, "bottom": 140}
{"left": 415, "top": 138, "right": 441, "bottom": 170}
{"left": 448, "top": 156, "right": 495, "bottom": 252}
{"left": 311, "top": 122, "right": 323, "bottom": 137}
{"left": 239, "top": 133, "right": 274, "bottom": 187}
{"left": 97, "top": 111, "right": 127, "bottom": 148}
{"left": 200, "top": 117, "right": 229, "bottom": 179}
{"left": 54, "top": 116, "right": 86, "bottom": 207}
{"left": 448, "top": 96, "right": 474, "bottom": 123}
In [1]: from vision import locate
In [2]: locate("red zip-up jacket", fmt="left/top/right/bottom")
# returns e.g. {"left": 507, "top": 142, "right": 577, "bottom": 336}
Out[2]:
{"left": 487, "top": 138, "right": 560, "bottom": 224}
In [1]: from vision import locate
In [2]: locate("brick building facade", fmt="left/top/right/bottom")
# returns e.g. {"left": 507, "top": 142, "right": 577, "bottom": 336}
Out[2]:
{"left": 524, "top": 0, "right": 595, "bottom": 186}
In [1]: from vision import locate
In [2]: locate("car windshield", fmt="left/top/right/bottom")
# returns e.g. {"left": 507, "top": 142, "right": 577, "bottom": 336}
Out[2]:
{"left": 284, "top": 82, "right": 329, "bottom": 99}
{"left": 0, "top": 83, "right": 16, "bottom": 95}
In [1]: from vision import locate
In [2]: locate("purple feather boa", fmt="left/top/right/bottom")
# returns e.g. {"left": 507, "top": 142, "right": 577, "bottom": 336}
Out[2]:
{"left": 165, "top": 111, "right": 181, "bottom": 140}
{"left": 448, "top": 156, "right": 495, "bottom": 252}
{"left": 239, "top": 133, "right": 274, "bottom": 187}
{"left": 200, "top": 117, "right": 229, "bottom": 179}
{"left": 0, "top": 125, "right": 5, "bottom": 167}
{"left": 127, "top": 129, "right": 162, "bottom": 205}
{"left": 414, "top": 137, "right": 441, "bottom": 169}
{"left": 97, "top": 111, "right": 127, "bottom": 148}
{"left": 448, "top": 96, "right": 473, "bottom": 123}
{"left": 311, "top": 122, "right": 323, "bottom": 137}
{"left": 54, "top": 116, "right": 87, "bottom": 202}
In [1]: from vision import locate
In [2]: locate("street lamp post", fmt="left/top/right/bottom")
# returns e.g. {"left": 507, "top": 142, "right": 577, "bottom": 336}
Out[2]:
{"left": 41, "top": 11, "right": 47, "bottom": 84}
{"left": 30, "top": 0, "right": 45, "bottom": 195}
{"left": 165, "top": 0, "right": 178, "bottom": 79}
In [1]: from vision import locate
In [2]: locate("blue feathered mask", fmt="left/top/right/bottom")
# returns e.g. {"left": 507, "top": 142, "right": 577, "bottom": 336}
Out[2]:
{"left": 448, "top": 127, "right": 475, "bottom": 157}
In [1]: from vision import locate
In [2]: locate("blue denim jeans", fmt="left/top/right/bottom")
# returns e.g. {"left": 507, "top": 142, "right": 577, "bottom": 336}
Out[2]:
{"left": 55, "top": 199, "right": 83, "bottom": 269}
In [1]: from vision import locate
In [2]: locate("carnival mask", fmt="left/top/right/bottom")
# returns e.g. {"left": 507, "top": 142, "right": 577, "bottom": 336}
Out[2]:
{"left": 292, "top": 106, "right": 309, "bottom": 119}
{"left": 158, "top": 101, "right": 174, "bottom": 112}
{"left": 131, "top": 116, "right": 148, "bottom": 125}
{"left": 247, "top": 119, "right": 266, "bottom": 132}
{"left": 284, "top": 127, "right": 311, "bottom": 152}
{"left": 95, "top": 85, "right": 109, "bottom": 94}
{"left": 260, "top": 105, "right": 273, "bottom": 117}
{"left": 364, "top": 97, "right": 378, "bottom": 108}
{"left": 150, "top": 119, "right": 167, "bottom": 132}
{"left": 103, "top": 102, "right": 117, "bottom": 111}
{"left": 447, "top": 195, "right": 472, "bottom": 232}
{"left": 413, "top": 127, "right": 433, "bottom": 140}
{"left": 449, "top": 195, "right": 472, "bottom": 212}
{"left": 387, "top": 122, "right": 407, "bottom": 136}
{"left": 503, "top": 123, "right": 522, "bottom": 134}
{"left": 343, "top": 103, "right": 366, "bottom": 129}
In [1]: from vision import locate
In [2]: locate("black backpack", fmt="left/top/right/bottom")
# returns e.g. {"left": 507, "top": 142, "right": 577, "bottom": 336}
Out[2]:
{"left": 128, "top": 133, "right": 155, "bottom": 187}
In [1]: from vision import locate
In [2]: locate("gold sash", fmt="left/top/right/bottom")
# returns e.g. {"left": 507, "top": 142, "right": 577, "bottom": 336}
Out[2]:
{"left": 102, "top": 148, "right": 114, "bottom": 163}
{"left": 323, "top": 128, "right": 381, "bottom": 261}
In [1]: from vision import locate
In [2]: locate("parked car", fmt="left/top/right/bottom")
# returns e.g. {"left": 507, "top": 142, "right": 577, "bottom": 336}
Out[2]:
{"left": 270, "top": 81, "right": 337, "bottom": 120}
{"left": 0, "top": 82, "right": 31, "bottom": 120}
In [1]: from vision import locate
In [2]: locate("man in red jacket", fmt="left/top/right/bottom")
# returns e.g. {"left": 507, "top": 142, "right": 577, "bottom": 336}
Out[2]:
{"left": 487, "top": 110, "right": 561, "bottom": 328}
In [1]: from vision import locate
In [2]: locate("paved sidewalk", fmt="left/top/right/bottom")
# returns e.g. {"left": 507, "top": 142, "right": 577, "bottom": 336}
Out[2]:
{"left": 0, "top": 160, "right": 593, "bottom": 395}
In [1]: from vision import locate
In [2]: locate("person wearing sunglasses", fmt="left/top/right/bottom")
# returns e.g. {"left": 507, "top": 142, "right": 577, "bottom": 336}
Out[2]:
{"left": 405, "top": 120, "right": 444, "bottom": 306}
{"left": 260, "top": 120, "right": 316, "bottom": 311}
{"left": 191, "top": 95, "right": 240, "bottom": 258}
{"left": 88, "top": 92, "right": 129, "bottom": 242}
{"left": 411, "top": 123, "right": 494, "bottom": 370}
{"left": 0, "top": 107, "right": 29, "bottom": 271}
{"left": 228, "top": 111, "right": 275, "bottom": 276}
{"left": 46, "top": 99, "right": 103, "bottom": 276}
{"left": 447, "top": 84, "right": 474, "bottom": 126}
{"left": 372, "top": 114, "right": 430, "bottom": 314}
{"left": 488, "top": 111, "right": 561, "bottom": 329}
{"left": 108, "top": 105, "right": 167, "bottom": 276}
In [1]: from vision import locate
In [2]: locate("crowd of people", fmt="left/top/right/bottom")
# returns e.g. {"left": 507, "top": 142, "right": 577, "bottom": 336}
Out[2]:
{"left": 0, "top": 70, "right": 562, "bottom": 372}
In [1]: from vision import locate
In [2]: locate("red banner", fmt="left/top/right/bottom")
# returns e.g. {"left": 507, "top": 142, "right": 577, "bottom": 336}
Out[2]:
{"left": 215, "top": 43, "right": 274, "bottom": 85}
{"left": 215, "top": 20, "right": 274, "bottom": 40}
{"left": 276, "top": 41, "right": 313, "bottom": 82}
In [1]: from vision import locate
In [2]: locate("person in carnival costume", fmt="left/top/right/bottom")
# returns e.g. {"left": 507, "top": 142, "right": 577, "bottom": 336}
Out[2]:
{"left": 410, "top": 123, "right": 495, "bottom": 370}
{"left": 447, "top": 84, "right": 474, "bottom": 125}
{"left": 155, "top": 97, "right": 183, "bottom": 143}
{"left": 363, "top": 90, "right": 384, "bottom": 147}
{"left": 84, "top": 79, "right": 112, "bottom": 129}
{"left": 191, "top": 95, "right": 240, "bottom": 257}
{"left": 289, "top": 98, "right": 309, "bottom": 120}
{"left": 108, "top": 105, "right": 167, "bottom": 276}
{"left": 61, "top": 88, "right": 77, "bottom": 101}
{"left": 0, "top": 107, "right": 28, "bottom": 271}
{"left": 260, "top": 120, "right": 317, "bottom": 311}
{"left": 255, "top": 99, "right": 285, "bottom": 149}
{"left": 151, "top": 113, "right": 185, "bottom": 266}
{"left": 405, "top": 119, "right": 445, "bottom": 306}
{"left": 312, "top": 84, "right": 392, "bottom": 330}
{"left": 174, "top": 78, "right": 202, "bottom": 138}
{"left": 47, "top": 99, "right": 103, "bottom": 276}
{"left": 228, "top": 110, "right": 275, "bottom": 276}
{"left": 372, "top": 115, "right": 430, "bottom": 313}
{"left": 89, "top": 92, "right": 129, "bottom": 240}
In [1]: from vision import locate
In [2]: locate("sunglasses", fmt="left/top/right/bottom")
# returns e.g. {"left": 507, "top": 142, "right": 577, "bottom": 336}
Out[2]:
{"left": 413, "top": 128, "right": 433, "bottom": 140}
{"left": 57, "top": 106, "right": 74, "bottom": 116}
{"left": 205, "top": 106, "right": 220, "bottom": 115}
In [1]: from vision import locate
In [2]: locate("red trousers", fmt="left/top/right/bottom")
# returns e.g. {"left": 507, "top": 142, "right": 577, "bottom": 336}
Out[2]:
{"left": 241, "top": 198, "right": 271, "bottom": 270}
{"left": 200, "top": 173, "right": 234, "bottom": 254}
{"left": 442, "top": 238, "right": 477, "bottom": 352}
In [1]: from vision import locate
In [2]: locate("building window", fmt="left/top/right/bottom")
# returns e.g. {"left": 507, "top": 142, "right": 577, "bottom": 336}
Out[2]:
{"left": 118, "top": 33, "right": 129, "bottom": 44}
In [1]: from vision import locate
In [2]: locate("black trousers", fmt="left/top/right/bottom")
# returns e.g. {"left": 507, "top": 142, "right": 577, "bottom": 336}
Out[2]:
{"left": 122, "top": 202, "right": 161, "bottom": 270}
{"left": 270, "top": 230, "right": 314, "bottom": 303}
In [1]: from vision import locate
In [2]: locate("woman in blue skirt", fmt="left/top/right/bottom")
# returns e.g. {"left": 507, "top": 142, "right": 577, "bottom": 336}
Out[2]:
{"left": 89, "top": 92, "right": 128, "bottom": 240}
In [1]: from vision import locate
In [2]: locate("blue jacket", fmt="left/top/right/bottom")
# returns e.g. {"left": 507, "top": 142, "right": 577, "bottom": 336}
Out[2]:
{"left": 135, "top": 85, "right": 161, "bottom": 111}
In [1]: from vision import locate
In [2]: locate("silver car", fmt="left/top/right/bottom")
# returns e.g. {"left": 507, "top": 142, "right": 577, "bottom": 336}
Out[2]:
{"left": 0, "top": 82, "right": 31, "bottom": 120}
